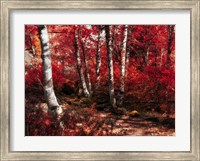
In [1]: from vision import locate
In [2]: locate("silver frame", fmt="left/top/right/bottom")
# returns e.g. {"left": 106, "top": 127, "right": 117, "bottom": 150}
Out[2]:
{"left": 0, "top": 0, "right": 199, "bottom": 160}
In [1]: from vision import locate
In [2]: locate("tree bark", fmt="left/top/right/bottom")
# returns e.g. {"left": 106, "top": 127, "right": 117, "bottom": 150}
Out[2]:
{"left": 74, "top": 27, "right": 90, "bottom": 98}
{"left": 119, "top": 25, "right": 128, "bottom": 107}
{"left": 166, "top": 25, "right": 174, "bottom": 68}
{"left": 81, "top": 39, "right": 92, "bottom": 95}
{"left": 94, "top": 26, "right": 103, "bottom": 94}
{"left": 38, "top": 25, "right": 63, "bottom": 118}
{"left": 105, "top": 25, "right": 116, "bottom": 108}
{"left": 126, "top": 26, "right": 132, "bottom": 66}
{"left": 125, "top": 25, "right": 132, "bottom": 85}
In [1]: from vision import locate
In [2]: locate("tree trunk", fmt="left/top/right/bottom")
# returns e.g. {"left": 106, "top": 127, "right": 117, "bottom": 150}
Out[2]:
{"left": 119, "top": 25, "right": 128, "bottom": 107}
{"left": 81, "top": 40, "right": 92, "bottom": 95}
{"left": 126, "top": 26, "right": 132, "bottom": 66}
{"left": 95, "top": 26, "right": 103, "bottom": 94}
{"left": 166, "top": 25, "right": 174, "bottom": 68}
{"left": 74, "top": 27, "right": 90, "bottom": 98}
{"left": 125, "top": 25, "right": 132, "bottom": 85}
{"left": 38, "top": 25, "right": 63, "bottom": 118}
{"left": 105, "top": 25, "right": 116, "bottom": 108}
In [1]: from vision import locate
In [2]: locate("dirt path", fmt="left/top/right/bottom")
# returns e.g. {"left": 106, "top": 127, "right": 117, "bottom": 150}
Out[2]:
{"left": 25, "top": 97, "right": 175, "bottom": 136}
{"left": 56, "top": 102, "right": 175, "bottom": 136}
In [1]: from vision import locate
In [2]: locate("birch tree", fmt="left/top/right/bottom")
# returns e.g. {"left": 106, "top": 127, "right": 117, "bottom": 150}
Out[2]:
{"left": 81, "top": 39, "right": 92, "bottom": 95}
{"left": 119, "top": 25, "right": 128, "bottom": 106}
{"left": 38, "top": 25, "right": 63, "bottom": 118}
{"left": 74, "top": 27, "right": 90, "bottom": 97}
{"left": 125, "top": 26, "right": 132, "bottom": 66}
{"left": 105, "top": 25, "right": 116, "bottom": 108}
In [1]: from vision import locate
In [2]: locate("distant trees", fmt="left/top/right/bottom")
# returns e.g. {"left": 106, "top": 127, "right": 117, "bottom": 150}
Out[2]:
{"left": 74, "top": 26, "right": 90, "bottom": 98}
{"left": 166, "top": 25, "right": 175, "bottom": 68}
{"left": 95, "top": 25, "right": 103, "bottom": 94}
{"left": 26, "top": 24, "right": 175, "bottom": 112}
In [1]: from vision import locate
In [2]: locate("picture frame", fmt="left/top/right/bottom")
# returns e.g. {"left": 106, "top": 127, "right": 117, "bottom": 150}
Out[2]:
{"left": 0, "top": 0, "right": 199, "bottom": 160}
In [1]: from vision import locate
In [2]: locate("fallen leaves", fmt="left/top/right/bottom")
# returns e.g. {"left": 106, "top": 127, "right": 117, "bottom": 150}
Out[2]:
{"left": 25, "top": 97, "right": 175, "bottom": 136}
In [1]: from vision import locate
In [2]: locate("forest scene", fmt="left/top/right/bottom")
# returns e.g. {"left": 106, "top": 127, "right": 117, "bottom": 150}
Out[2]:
{"left": 25, "top": 25, "right": 175, "bottom": 136}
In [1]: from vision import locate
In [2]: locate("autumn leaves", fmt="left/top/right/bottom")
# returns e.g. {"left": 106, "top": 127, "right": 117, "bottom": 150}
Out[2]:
{"left": 38, "top": 25, "right": 131, "bottom": 118}
{"left": 36, "top": 25, "right": 175, "bottom": 119}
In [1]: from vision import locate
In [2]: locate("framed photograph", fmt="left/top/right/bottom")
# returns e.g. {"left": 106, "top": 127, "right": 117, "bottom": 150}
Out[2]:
{"left": 0, "top": 0, "right": 199, "bottom": 160}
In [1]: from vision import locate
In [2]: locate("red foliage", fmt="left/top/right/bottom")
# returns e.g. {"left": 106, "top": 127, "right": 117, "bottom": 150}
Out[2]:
{"left": 25, "top": 24, "right": 175, "bottom": 110}
{"left": 45, "top": 118, "right": 51, "bottom": 126}
{"left": 25, "top": 62, "right": 71, "bottom": 91}
{"left": 25, "top": 63, "right": 43, "bottom": 87}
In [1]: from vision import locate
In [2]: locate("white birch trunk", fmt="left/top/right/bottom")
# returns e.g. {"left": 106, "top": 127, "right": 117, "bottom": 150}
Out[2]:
{"left": 81, "top": 40, "right": 92, "bottom": 95}
{"left": 125, "top": 26, "right": 132, "bottom": 66}
{"left": 38, "top": 25, "right": 63, "bottom": 117}
{"left": 74, "top": 27, "right": 90, "bottom": 98}
{"left": 119, "top": 25, "right": 128, "bottom": 106}
{"left": 125, "top": 25, "right": 132, "bottom": 82}
{"left": 105, "top": 25, "right": 116, "bottom": 108}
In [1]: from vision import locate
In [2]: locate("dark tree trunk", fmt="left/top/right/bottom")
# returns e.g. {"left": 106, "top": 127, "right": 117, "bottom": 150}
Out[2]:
{"left": 166, "top": 25, "right": 174, "bottom": 68}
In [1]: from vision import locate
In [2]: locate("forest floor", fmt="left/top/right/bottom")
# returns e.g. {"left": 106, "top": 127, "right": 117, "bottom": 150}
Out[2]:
{"left": 25, "top": 92, "right": 175, "bottom": 136}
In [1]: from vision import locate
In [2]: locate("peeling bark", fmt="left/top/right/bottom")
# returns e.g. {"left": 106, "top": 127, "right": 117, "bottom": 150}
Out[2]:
{"left": 38, "top": 25, "right": 62, "bottom": 117}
